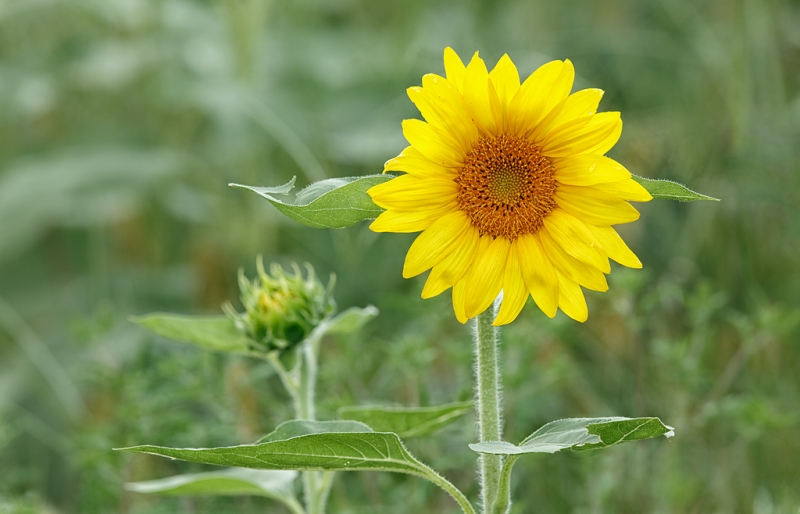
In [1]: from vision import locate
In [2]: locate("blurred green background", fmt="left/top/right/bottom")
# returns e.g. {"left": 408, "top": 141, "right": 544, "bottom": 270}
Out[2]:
{"left": 1, "top": 0, "right": 798, "bottom": 512}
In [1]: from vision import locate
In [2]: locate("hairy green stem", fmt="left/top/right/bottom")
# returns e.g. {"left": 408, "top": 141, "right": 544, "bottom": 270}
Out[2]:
{"left": 491, "top": 455, "right": 519, "bottom": 514}
{"left": 265, "top": 353, "right": 299, "bottom": 397}
{"left": 295, "top": 338, "right": 324, "bottom": 514}
{"left": 473, "top": 304, "right": 503, "bottom": 512}
{"left": 317, "top": 471, "right": 335, "bottom": 512}
{"left": 296, "top": 340, "right": 317, "bottom": 421}
{"left": 284, "top": 496, "right": 308, "bottom": 514}
{"left": 415, "top": 464, "right": 479, "bottom": 514}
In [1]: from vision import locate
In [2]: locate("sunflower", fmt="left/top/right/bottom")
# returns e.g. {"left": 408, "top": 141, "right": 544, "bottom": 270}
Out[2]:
{"left": 368, "top": 48, "right": 651, "bottom": 325}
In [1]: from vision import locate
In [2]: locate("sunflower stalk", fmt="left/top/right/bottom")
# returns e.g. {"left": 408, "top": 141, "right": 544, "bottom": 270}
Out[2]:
{"left": 473, "top": 300, "right": 506, "bottom": 513}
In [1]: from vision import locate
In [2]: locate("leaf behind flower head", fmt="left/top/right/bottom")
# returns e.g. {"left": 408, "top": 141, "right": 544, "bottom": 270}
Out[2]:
{"left": 231, "top": 175, "right": 394, "bottom": 228}
{"left": 632, "top": 175, "right": 719, "bottom": 202}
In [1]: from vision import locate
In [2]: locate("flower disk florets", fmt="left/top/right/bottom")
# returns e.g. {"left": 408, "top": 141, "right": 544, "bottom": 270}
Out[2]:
{"left": 456, "top": 135, "right": 557, "bottom": 240}
{"left": 228, "top": 258, "right": 336, "bottom": 354}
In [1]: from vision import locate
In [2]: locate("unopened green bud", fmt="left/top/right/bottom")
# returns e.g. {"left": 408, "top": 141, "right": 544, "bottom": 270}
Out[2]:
{"left": 226, "top": 257, "right": 336, "bottom": 354}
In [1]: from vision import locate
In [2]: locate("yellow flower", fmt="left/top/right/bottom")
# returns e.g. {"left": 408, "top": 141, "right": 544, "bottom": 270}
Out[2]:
{"left": 368, "top": 48, "right": 651, "bottom": 325}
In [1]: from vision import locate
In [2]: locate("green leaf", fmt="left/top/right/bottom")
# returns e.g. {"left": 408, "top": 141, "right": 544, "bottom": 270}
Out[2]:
{"left": 126, "top": 468, "right": 303, "bottom": 514}
{"left": 121, "top": 433, "right": 428, "bottom": 474}
{"left": 230, "top": 175, "right": 394, "bottom": 229}
{"left": 126, "top": 468, "right": 296, "bottom": 496}
{"left": 632, "top": 175, "right": 719, "bottom": 202}
{"left": 470, "top": 417, "right": 674, "bottom": 455}
{"left": 321, "top": 305, "right": 379, "bottom": 335}
{"left": 338, "top": 401, "right": 473, "bottom": 439}
{"left": 257, "top": 419, "right": 374, "bottom": 443}
{"left": 119, "top": 430, "right": 476, "bottom": 514}
{"left": 132, "top": 314, "right": 250, "bottom": 354}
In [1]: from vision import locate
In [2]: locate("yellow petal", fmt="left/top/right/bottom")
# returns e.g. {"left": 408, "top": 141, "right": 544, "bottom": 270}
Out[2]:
{"left": 402, "top": 119, "right": 464, "bottom": 168}
{"left": 462, "top": 52, "right": 499, "bottom": 136}
{"left": 556, "top": 270, "right": 588, "bottom": 322}
{"left": 384, "top": 146, "right": 458, "bottom": 178}
{"left": 590, "top": 179, "right": 653, "bottom": 202}
{"left": 582, "top": 115, "right": 622, "bottom": 155}
{"left": 369, "top": 203, "right": 457, "bottom": 233}
{"left": 407, "top": 86, "right": 477, "bottom": 154}
{"left": 552, "top": 155, "right": 630, "bottom": 186}
{"left": 452, "top": 234, "right": 492, "bottom": 323}
{"left": 507, "top": 60, "right": 564, "bottom": 136}
{"left": 493, "top": 240, "right": 530, "bottom": 326}
{"left": 531, "top": 88, "right": 604, "bottom": 142}
{"left": 542, "top": 209, "right": 610, "bottom": 273}
{"left": 464, "top": 236, "right": 510, "bottom": 319}
{"left": 421, "top": 74, "right": 479, "bottom": 146}
{"left": 555, "top": 185, "right": 641, "bottom": 225}
{"left": 540, "top": 229, "right": 608, "bottom": 292}
{"left": 541, "top": 112, "right": 621, "bottom": 157}
{"left": 443, "top": 47, "right": 466, "bottom": 92}
{"left": 452, "top": 276, "right": 469, "bottom": 324}
{"left": 488, "top": 53, "right": 521, "bottom": 111}
{"left": 544, "top": 59, "right": 576, "bottom": 116}
{"left": 403, "top": 210, "right": 471, "bottom": 278}
{"left": 586, "top": 224, "right": 642, "bottom": 269}
{"left": 516, "top": 233, "right": 558, "bottom": 318}
{"left": 369, "top": 174, "right": 457, "bottom": 210}
{"left": 422, "top": 224, "right": 480, "bottom": 298}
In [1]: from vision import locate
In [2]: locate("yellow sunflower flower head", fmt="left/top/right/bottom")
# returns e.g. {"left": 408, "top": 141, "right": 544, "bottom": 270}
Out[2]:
{"left": 368, "top": 48, "right": 652, "bottom": 326}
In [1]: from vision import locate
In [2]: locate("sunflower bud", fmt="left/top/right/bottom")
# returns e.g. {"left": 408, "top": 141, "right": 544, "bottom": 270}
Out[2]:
{"left": 226, "top": 258, "right": 336, "bottom": 354}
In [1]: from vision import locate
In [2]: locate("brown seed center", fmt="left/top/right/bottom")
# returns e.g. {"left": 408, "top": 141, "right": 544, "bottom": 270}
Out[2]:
{"left": 455, "top": 135, "right": 557, "bottom": 240}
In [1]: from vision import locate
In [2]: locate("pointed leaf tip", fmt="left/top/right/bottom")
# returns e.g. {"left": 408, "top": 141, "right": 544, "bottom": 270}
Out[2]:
{"left": 470, "top": 416, "right": 673, "bottom": 455}
{"left": 632, "top": 175, "right": 719, "bottom": 202}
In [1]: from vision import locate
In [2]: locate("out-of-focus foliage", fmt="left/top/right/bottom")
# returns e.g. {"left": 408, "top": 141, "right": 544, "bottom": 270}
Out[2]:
{"left": 0, "top": 0, "right": 798, "bottom": 512}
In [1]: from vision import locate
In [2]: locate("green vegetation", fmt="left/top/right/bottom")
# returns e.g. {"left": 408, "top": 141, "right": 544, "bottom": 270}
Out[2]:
{"left": 0, "top": 0, "right": 798, "bottom": 512}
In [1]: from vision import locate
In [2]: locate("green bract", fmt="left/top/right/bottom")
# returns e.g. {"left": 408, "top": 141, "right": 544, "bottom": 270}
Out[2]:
{"left": 226, "top": 258, "right": 336, "bottom": 354}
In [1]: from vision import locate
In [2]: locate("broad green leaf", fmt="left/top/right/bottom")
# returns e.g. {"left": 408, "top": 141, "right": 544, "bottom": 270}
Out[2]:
{"left": 257, "top": 419, "right": 374, "bottom": 443}
{"left": 230, "top": 175, "right": 394, "bottom": 229}
{"left": 321, "top": 305, "right": 379, "bottom": 335}
{"left": 121, "top": 433, "right": 429, "bottom": 473}
{"left": 338, "top": 401, "right": 473, "bottom": 439}
{"left": 470, "top": 417, "right": 674, "bottom": 455}
{"left": 126, "top": 468, "right": 296, "bottom": 497}
{"left": 119, "top": 431, "right": 476, "bottom": 514}
{"left": 132, "top": 314, "right": 250, "bottom": 354}
{"left": 632, "top": 175, "right": 719, "bottom": 202}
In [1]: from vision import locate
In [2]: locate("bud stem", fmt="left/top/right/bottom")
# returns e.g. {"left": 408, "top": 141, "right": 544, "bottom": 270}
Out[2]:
{"left": 296, "top": 335, "right": 325, "bottom": 514}
{"left": 296, "top": 339, "right": 317, "bottom": 421}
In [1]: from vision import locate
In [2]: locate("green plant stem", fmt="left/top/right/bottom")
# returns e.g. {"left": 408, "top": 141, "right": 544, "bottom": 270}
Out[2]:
{"left": 473, "top": 305, "right": 503, "bottom": 513}
{"left": 265, "top": 353, "right": 299, "bottom": 397}
{"left": 296, "top": 339, "right": 317, "bottom": 421}
{"left": 284, "top": 496, "right": 308, "bottom": 514}
{"left": 418, "top": 464, "right": 479, "bottom": 514}
{"left": 492, "top": 455, "right": 519, "bottom": 514}
{"left": 317, "top": 471, "right": 335, "bottom": 511}
{"left": 296, "top": 338, "right": 323, "bottom": 514}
